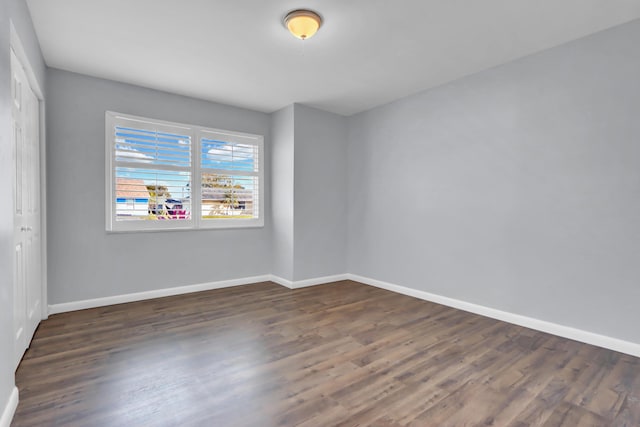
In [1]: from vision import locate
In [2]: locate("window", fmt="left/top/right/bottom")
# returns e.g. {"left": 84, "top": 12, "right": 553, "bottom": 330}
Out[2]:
{"left": 106, "top": 111, "right": 264, "bottom": 232}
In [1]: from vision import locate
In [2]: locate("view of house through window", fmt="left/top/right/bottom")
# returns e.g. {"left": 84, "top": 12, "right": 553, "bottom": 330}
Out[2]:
{"left": 106, "top": 112, "right": 264, "bottom": 231}
{"left": 200, "top": 132, "right": 260, "bottom": 220}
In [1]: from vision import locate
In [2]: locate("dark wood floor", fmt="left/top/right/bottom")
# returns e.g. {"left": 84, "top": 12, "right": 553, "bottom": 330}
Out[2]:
{"left": 11, "top": 280, "right": 640, "bottom": 426}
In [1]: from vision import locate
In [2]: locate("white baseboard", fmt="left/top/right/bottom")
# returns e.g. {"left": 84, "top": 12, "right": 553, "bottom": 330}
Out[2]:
{"left": 48, "top": 273, "right": 348, "bottom": 315}
{"left": 269, "top": 274, "right": 349, "bottom": 289}
{"left": 45, "top": 271, "right": 640, "bottom": 358}
{"left": 48, "top": 275, "right": 273, "bottom": 315}
{"left": 347, "top": 274, "right": 640, "bottom": 358}
{"left": 0, "top": 387, "right": 18, "bottom": 427}
{"left": 269, "top": 275, "right": 294, "bottom": 289}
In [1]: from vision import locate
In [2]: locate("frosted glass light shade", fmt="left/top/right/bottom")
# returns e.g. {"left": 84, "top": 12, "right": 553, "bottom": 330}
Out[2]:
{"left": 284, "top": 10, "right": 322, "bottom": 40}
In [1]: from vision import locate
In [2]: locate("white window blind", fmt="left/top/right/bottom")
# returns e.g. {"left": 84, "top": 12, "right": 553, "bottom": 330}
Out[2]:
{"left": 106, "top": 112, "right": 264, "bottom": 232}
{"left": 200, "top": 130, "right": 261, "bottom": 222}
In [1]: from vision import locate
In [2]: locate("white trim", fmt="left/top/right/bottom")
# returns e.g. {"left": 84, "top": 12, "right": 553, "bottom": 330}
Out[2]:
{"left": 269, "top": 274, "right": 349, "bottom": 289}
{"left": 269, "top": 275, "right": 294, "bottom": 289}
{"left": 48, "top": 274, "right": 352, "bottom": 314}
{"left": 293, "top": 274, "right": 350, "bottom": 289}
{"left": 48, "top": 275, "right": 272, "bottom": 314}
{"left": 0, "top": 387, "right": 18, "bottom": 427}
{"left": 105, "top": 112, "right": 113, "bottom": 231}
{"left": 39, "top": 99, "right": 48, "bottom": 321}
{"left": 45, "top": 272, "right": 640, "bottom": 357}
{"left": 347, "top": 274, "right": 640, "bottom": 358}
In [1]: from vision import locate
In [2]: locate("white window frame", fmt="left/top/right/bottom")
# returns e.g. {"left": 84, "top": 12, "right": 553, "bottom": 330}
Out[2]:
{"left": 105, "top": 111, "right": 264, "bottom": 232}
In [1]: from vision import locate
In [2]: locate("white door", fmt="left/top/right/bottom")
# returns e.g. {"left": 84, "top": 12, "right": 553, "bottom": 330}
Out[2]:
{"left": 11, "top": 49, "right": 42, "bottom": 369}
{"left": 24, "top": 68, "right": 42, "bottom": 345}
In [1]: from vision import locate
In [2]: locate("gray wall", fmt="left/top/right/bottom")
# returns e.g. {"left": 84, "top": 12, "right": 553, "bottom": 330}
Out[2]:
{"left": 1, "top": 0, "right": 46, "bottom": 416}
{"left": 270, "top": 104, "right": 348, "bottom": 282}
{"left": 348, "top": 20, "right": 640, "bottom": 344}
{"left": 270, "top": 105, "right": 294, "bottom": 280}
{"left": 293, "top": 105, "right": 347, "bottom": 281}
{"left": 46, "top": 69, "right": 272, "bottom": 304}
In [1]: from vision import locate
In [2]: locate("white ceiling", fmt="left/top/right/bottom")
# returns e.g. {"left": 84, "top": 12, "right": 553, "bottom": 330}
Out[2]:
{"left": 26, "top": 0, "right": 640, "bottom": 116}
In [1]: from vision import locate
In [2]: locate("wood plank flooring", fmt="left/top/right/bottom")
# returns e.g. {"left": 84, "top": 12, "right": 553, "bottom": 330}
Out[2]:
{"left": 12, "top": 280, "right": 640, "bottom": 426}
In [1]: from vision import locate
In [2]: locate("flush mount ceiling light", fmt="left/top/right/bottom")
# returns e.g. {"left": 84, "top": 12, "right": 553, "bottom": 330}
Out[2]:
{"left": 283, "top": 9, "right": 322, "bottom": 40}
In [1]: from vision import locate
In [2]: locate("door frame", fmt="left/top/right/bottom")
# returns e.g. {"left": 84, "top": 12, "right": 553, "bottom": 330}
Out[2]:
{"left": 10, "top": 21, "right": 47, "bottom": 321}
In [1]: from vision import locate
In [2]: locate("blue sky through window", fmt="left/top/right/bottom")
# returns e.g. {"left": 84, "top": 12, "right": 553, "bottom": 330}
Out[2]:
{"left": 201, "top": 138, "right": 256, "bottom": 172}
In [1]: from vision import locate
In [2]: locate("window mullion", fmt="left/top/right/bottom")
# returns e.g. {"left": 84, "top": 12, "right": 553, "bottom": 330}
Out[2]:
{"left": 193, "top": 129, "right": 202, "bottom": 229}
